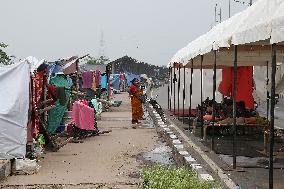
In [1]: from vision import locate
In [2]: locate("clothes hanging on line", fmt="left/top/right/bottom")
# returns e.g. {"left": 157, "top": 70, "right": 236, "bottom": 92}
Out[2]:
{"left": 101, "top": 74, "right": 108, "bottom": 89}
{"left": 72, "top": 101, "right": 95, "bottom": 131}
{"left": 82, "top": 71, "right": 93, "bottom": 88}
{"left": 218, "top": 66, "right": 254, "bottom": 109}
{"left": 95, "top": 70, "right": 102, "bottom": 86}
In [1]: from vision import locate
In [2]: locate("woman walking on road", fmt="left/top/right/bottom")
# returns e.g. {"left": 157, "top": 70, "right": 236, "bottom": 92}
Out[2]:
{"left": 128, "top": 78, "right": 144, "bottom": 126}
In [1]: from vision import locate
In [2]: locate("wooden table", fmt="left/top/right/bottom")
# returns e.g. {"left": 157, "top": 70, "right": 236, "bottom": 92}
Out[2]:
{"left": 201, "top": 123, "right": 269, "bottom": 153}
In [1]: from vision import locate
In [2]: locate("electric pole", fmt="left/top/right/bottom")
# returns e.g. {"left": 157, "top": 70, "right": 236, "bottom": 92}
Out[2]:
{"left": 214, "top": 4, "right": 218, "bottom": 25}
{"left": 219, "top": 7, "right": 222, "bottom": 22}
{"left": 229, "top": 0, "right": 231, "bottom": 18}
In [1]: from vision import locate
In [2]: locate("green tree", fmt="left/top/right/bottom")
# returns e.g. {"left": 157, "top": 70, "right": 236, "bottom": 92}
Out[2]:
{"left": 87, "top": 55, "right": 109, "bottom": 65}
{"left": 0, "top": 42, "right": 11, "bottom": 65}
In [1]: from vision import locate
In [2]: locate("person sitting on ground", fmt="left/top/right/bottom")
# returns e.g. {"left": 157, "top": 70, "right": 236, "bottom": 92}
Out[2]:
{"left": 128, "top": 78, "right": 144, "bottom": 126}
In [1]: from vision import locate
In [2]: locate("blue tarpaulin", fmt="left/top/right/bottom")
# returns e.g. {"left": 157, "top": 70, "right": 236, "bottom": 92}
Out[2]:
{"left": 111, "top": 74, "right": 120, "bottom": 90}
{"left": 125, "top": 72, "right": 140, "bottom": 86}
{"left": 48, "top": 62, "right": 62, "bottom": 74}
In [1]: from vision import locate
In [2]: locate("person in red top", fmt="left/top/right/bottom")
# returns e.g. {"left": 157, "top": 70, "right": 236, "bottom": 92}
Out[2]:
{"left": 128, "top": 78, "right": 143, "bottom": 127}
{"left": 120, "top": 72, "right": 126, "bottom": 92}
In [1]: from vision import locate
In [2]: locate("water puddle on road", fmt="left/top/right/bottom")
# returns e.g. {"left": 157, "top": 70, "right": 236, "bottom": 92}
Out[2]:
{"left": 141, "top": 142, "right": 175, "bottom": 165}
{"left": 139, "top": 109, "right": 155, "bottom": 129}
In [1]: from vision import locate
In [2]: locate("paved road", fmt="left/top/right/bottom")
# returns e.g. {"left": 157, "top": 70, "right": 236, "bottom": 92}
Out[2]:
{"left": 1, "top": 93, "right": 158, "bottom": 189}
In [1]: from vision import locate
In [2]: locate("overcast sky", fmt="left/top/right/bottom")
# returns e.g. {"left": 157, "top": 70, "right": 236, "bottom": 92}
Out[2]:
{"left": 0, "top": 0, "right": 252, "bottom": 65}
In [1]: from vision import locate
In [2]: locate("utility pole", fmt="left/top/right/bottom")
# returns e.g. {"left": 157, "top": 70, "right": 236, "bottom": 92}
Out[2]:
{"left": 219, "top": 7, "right": 222, "bottom": 22}
{"left": 99, "top": 31, "right": 106, "bottom": 59}
{"left": 214, "top": 4, "right": 218, "bottom": 25}
{"left": 229, "top": 0, "right": 231, "bottom": 18}
{"left": 214, "top": 4, "right": 222, "bottom": 24}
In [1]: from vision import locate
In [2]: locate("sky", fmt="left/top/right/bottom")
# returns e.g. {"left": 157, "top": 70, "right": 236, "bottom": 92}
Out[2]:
{"left": 0, "top": 0, "right": 251, "bottom": 65}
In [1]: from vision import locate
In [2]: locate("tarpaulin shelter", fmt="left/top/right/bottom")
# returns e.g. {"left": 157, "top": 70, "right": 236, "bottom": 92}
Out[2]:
{"left": 125, "top": 72, "right": 141, "bottom": 86}
{"left": 110, "top": 74, "right": 121, "bottom": 90}
{"left": 60, "top": 56, "right": 79, "bottom": 75}
{"left": 0, "top": 61, "right": 30, "bottom": 159}
{"left": 168, "top": 0, "right": 284, "bottom": 187}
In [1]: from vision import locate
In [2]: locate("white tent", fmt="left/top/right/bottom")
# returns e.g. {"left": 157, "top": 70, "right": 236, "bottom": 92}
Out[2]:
{"left": 0, "top": 61, "right": 30, "bottom": 159}
{"left": 169, "top": 0, "right": 284, "bottom": 68}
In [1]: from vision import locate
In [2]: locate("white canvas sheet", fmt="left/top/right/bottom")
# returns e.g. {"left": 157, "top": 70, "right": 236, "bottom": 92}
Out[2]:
{"left": 169, "top": 0, "right": 284, "bottom": 67}
{"left": 170, "top": 69, "right": 222, "bottom": 109}
{"left": 0, "top": 61, "right": 30, "bottom": 159}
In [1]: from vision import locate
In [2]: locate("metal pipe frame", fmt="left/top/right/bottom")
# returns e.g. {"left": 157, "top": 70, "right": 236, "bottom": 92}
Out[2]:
{"left": 269, "top": 43, "right": 277, "bottom": 189}
{"left": 170, "top": 67, "right": 173, "bottom": 111}
{"left": 266, "top": 61, "right": 269, "bottom": 120}
{"left": 189, "top": 59, "right": 193, "bottom": 129}
{"left": 183, "top": 66, "right": 186, "bottom": 123}
{"left": 174, "top": 66, "right": 176, "bottom": 115}
{"left": 178, "top": 65, "right": 181, "bottom": 119}
{"left": 233, "top": 45, "right": 238, "bottom": 169}
{"left": 211, "top": 50, "right": 217, "bottom": 151}
{"left": 200, "top": 55, "right": 204, "bottom": 139}
{"left": 168, "top": 67, "right": 170, "bottom": 109}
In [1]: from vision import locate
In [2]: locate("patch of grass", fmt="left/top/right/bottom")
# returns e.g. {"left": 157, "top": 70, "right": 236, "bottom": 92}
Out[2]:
{"left": 142, "top": 165, "right": 220, "bottom": 189}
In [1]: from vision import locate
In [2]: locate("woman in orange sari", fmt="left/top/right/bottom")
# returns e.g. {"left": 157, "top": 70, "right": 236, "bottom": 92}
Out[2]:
{"left": 128, "top": 78, "right": 144, "bottom": 125}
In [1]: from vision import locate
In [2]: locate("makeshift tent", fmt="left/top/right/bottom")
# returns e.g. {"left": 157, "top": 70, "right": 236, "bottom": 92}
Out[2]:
{"left": 0, "top": 61, "right": 30, "bottom": 159}
{"left": 169, "top": 0, "right": 284, "bottom": 68}
{"left": 168, "top": 0, "right": 284, "bottom": 186}
{"left": 110, "top": 74, "right": 121, "bottom": 90}
{"left": 125, "top": 73, "right": 140, "bottom": 86}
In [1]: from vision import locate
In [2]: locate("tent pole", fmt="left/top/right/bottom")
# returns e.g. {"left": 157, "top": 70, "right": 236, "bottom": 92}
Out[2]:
{"left": 269, "top": 43, "right": 277, "bottom": 189}
{"left": 183, "top": 66, "right": 186, "bottom": 123}
{"left": 170, "top": 67, "right": 173, "bottom": 111}
{"left": 212, "top": 50, "right": 217, "bottom": 151}
{"left": 266, "top": 61, "right": 269, "bottom": 120}
{"left": 178, "top": 65, "right": 181, "bottom": 119}
{"left": 168, "top": 67, "right": 170, "bottom": 110}
{"left": 189, "top": 59, "right": 193, "bottom": 130}
{"left": 174, "top": 65, "right": 176, "bottom": 115}
{"left": 233, "top": 45, "right": 238, "bottom": 169}
{"left": 200, "top": 55, "right": 204, "bottom": 139}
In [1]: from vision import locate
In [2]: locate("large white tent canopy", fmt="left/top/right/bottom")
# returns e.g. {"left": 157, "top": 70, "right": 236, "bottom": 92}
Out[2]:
{"left": 169, "top": 0, "right": 284, "bottom": 68}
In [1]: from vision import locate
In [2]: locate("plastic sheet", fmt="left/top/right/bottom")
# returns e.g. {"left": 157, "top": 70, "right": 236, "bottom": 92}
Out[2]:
{"left": 0, "top": 61, "right": 30, "bottom": 159}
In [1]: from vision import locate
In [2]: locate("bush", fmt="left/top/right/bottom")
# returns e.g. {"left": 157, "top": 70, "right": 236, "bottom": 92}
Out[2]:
{"left": 142, "top": 165, "right": 220, "bottom": 189}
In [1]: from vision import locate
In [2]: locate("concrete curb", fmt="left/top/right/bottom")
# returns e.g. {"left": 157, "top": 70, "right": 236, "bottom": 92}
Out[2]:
{"left": 0, "top": 160, "right": 11, "bottom": 181}
{"left": 148, "top": 105, "right": 216, "bottom": 183}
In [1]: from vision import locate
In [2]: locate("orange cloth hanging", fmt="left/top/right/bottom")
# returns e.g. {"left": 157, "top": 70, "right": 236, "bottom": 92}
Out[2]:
{"left": 218, "top": 66, "right": 254, "bottom": 109}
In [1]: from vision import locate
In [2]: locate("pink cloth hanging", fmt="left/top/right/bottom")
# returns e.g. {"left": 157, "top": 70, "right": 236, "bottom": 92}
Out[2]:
{"left": 82, "top": 71, "right": 93, "bottom": 88}
{"left": 72, "top": 101, "right": 94, "bottom": 130}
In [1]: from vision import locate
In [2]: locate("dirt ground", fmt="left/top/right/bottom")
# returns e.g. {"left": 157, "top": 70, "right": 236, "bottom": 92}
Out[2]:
{"left": 0, "top": 93, "right": 158, "bottom": 189}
